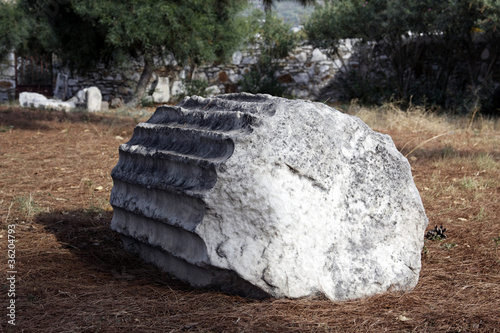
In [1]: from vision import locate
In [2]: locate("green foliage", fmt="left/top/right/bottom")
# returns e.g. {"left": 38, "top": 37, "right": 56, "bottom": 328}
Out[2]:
{"left": 177, "top": 78, "right": 210, "bottom": 100}
{"left": 460, "top": 177, "right": 478, "bottom": 190}
{"left": 442, "top": 242, "right": 457, "bottom": 250}
{"left": 140, "top": 96, "right": 154, "bottom": 107}
{"left": 15, "top": 193, "right": 41, "bottom": 218}
{"left": 71, "top": 0, "right": 248, "bottom": 67}
{"left": 239, "top": 10, "right": 301, "bottom": 96}
{"left": 305, "top": 0, "right": 500, "bottom": 112}
{"left": 8, "top": 0, "right": 249, "bottom": 102}
{"left": 0, "top": 1, "right": 30, "bottom": 61}
{"left": 494, "top": 234, "right": 500, "bottom": 246}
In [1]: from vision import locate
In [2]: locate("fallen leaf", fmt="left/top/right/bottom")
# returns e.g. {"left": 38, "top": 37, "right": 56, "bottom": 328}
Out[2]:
{"left": 94, "top": 186, "right": 104, "bottom": 191}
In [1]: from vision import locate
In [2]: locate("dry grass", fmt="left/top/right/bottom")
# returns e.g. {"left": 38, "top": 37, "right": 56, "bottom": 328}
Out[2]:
{"left": 344, "top": 100, "right": 500, "bottom": 133}
{"left": 0, "top": 105, "right": 499, "bottom": 332}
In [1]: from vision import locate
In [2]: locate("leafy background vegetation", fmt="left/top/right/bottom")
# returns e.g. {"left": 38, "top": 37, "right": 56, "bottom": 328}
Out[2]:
{"left": 1, "top": 0, "right": 499, "bottom": 113}
{"left": 305, "top": 0, "right": 500, "bottom": 114}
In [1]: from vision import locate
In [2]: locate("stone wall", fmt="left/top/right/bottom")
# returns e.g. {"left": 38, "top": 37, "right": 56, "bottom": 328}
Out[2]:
{"left": 0, "top": 40, "right": 377, "bottom": 104}
{"left": 50, "top": 44, "right": 343, "bottom": 105}
{"left": 0, "top": 53, "right": 16, "bottom": 102}
{"left": 3, "top": 37, "right": 496, "bottom": 105}
{"left": 195, "top": 44, "right": 341, "bottom": 101}
{"left": 52, "top": 59, "right": 148, "bottom": 105}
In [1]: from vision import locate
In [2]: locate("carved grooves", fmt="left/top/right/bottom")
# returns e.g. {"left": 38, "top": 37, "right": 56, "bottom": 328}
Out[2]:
{"left": 110, "top": 94, "right": 271, "bottom": 298}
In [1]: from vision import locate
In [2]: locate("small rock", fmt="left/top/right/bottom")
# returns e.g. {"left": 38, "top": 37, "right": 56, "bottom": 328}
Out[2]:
{"left": 110, "top": 97, "right": 124, "bottom": 108}
{"left": 311, "top": 48, "right": 327, "bottom": 62}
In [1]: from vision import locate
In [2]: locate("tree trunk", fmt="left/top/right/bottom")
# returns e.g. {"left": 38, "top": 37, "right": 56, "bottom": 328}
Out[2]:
{"left": 127, "top": 53, "right": 155, "bottom": 107}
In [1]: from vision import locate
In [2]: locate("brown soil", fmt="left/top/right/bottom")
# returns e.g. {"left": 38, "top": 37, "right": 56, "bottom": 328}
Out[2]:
{"left": 0, "top": 106, "right": 498, "bottom": 332}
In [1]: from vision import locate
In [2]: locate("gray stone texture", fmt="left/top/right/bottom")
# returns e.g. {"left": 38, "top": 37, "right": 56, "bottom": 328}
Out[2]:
{"left": 46, "top": 41, "right": 359, "bottom": 103}
{"left": 54, "top": 73, "right": 68, "bottom": 100}
{"left": 0, "top": 53, "right": 16, "bottom": 102}
{"left": 110, "top": 93, "right": 428, "bottom": 300}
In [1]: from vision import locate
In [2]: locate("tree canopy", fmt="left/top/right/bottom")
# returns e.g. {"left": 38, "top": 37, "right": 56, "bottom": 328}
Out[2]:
{"left": 7, "top": 0, "right": 249, "bottom": 104}
{"left": 0, "top": 1, "right": 30, "bottom": 62}
{"left": 1, "top": 0, "right": 318, "bottom": 103}
{"left": 304, "top": 0, "right": 500, "bottom": 111}
{"left": 239, "top": 9, "right": 301, "bottom": 96}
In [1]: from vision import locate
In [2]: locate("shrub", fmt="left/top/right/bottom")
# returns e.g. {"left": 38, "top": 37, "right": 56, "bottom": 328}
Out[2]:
{"left": 305, "top": 0, "right": 500, "bottom": 113}
{"left": 239, "top": 10, "right": 301, "bottom": 97}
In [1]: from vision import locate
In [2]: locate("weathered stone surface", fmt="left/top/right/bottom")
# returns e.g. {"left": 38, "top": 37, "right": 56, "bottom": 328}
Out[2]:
{"left": 232, "top": 51, "right": 243, "bottom": 65}
{"left": 295, "top": 51, "right": 307, "bottom": 63}
{"left": 206, "top": 85, "right": 221, "bottom": 97}
{"left": 86, "top": 87, "right": 102, "bottom": 112}
{"left": 311, "top": 48, "right": 327, "bottom": 62}
{"left": 111, "top": 97, "right": 124, "bottom": 109}
{"left": 152, "top": 77, "right": 170, "bottom": 103}
{"left": 110, "top": 93, "right": 428, "bottom": 300}
{"left": 229, "top": 73, "right": 241, "bottom": 84}
{"left": 19, "top": 92, "right": 76, "bottom": 111}
{"left": 54, "top": 73, "right": 68, "bottom": 100}
{"left": 101, "top": 101, "right": 109, "bottom": 112}
{"left": 293, "top": 72, "right": 310, "bottom": 84}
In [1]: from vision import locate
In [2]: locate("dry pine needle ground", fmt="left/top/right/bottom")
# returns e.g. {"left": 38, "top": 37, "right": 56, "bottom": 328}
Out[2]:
{"left": 0, "top": 106, "right": 499, "bottom": 332}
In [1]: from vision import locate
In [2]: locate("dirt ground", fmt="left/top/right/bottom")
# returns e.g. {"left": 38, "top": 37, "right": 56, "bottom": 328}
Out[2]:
{"left": 0, "top": 106, "right": 498, "bottom": 332}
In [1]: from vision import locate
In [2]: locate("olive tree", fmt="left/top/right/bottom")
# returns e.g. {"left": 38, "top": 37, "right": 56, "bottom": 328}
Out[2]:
{"left": 305, "top": 0, "right": 500, "bottom": 111}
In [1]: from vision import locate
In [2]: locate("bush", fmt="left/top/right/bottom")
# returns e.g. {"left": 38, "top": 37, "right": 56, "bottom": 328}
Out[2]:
{"left": 239, "top": 10, "right": 301, "bottom": 97}
{"left": 305, "top": 0, "right": 500, "bottom": 113}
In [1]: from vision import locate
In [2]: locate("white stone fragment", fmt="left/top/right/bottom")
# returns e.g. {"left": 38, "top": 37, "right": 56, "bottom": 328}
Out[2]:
{"left": 86, "top": 87, "right": 102, "bottom": 112}
{"left": 229, "top": 74, "right": 242, "bottom": 84}
{"left": 19, "top": 92, "right": 47, "bottom": 107}
{"left": 19, "top": 92, "right": 76, "bottom": 112}
{"left": 295, "top": 51, "right": 307, "bottom": 63}
{"left": 206, "top": 85, "right": 221, "bottom": 97}
{"left": 232, "top": 51, "right": 243, "bottom": 65}
{"left": 152, "top": 77, "right": 170, "bottom": 103}
{"left": 110, "top": 93, "right": 428, "bottom": 301}
{"left": 319, "top": 64, "right": 331, "bottom": 73}
{"left": 311, "top": 48, "right": 327, "bottom": 62}
{"left": 242, "top": 56, "right": 257, "bottom": 65}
